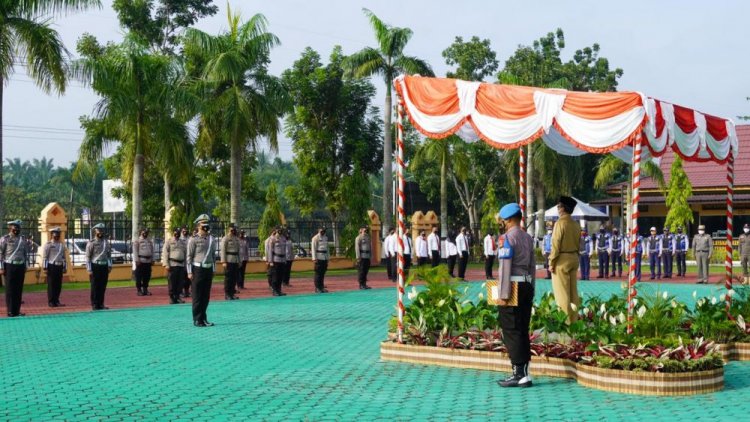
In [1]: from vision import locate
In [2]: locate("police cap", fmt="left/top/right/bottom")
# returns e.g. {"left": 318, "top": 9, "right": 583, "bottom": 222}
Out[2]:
{"left": 498, "top": 203, "right": 522, "bottom": 220}
{"left": 93, "top": 223, "right": 106, "bottom": 230}
{"left": 193, "top": 214, "right": 210, "bottom": 225}
{"left": 6, "top": 220, "right": 22, "bottom": 228}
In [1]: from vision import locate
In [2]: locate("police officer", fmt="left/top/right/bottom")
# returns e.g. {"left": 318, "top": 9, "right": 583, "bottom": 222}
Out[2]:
{"left": 484, "top": 229, "right": 497, "bottom": 279}
{"left": 495, "top": 203, "right": 535, "bottom": 388}
{"left": 187, "top": 214, "right": 217, "bottom": 326}
{"left": 740, "top": 224, "right": 750, "bottom": 284}
{"left": 86, "top": 223, "right": 112, "bottom": 311}
{"left": 660, "top": 227, "right": 675, "bottom": 279}
{"left": 238, "top": 229, "right": 249, "bottom": 289}
{"left": 355, "top": 226, "right": 372, "bottom": 289}
{"left": 541, "top": 224, "right": 553, "bottom": 279}
{"left": 180, "top": 227, "right": 192, "bottom": 298}
{"left": 693, "top": 225, "right": 712, "bottom": 284}
{"left": 1, "top": 220, "right": 30, "bottom": 317}
{"left": 609, "top": 228, "right": 623, "bottom": 278}
{"left": 42, "top": 226, "right": 67, "bottom": 307}
{"left": 401, "top": 227, "right": 413, "bottom": 278}
{"left": 264, "top": 228, "right": 277, "bottom": 291}
{"left": 220, "top": 224, "right": 241, "bottom": 301}
{"left": 311, "top": 227, "right": 329, "bottom": 293}
{"left": 283, "top": 228, "right": 294, "bottom": 287}
{"left": 632, "top": 232, "right": 645, "bottom": 282}
{"left": 428, "top": 226, "right": 441, "bottom": 267}
{"left": 645, "top": 227, "right": 661, "bottom": 280}
{"left": 267, "top": 227, "right": 288, "bottom": 296}
{"left": 416, "top": 230, "right": 429, "bottom": 267}
{"left": 132, "top": 227, "right": 155, "bottom": 296}
{"left": 674, "top": 227, "right": 689, "bottom": 277}
{"left": 162, "top": 227, "right": 187, "bottom": 304}
{"left": 595, "top": 226, "right": 610, "bottom": 278}
{"left": 579, "top": 229, "right": 592, "bottom": 281}
{"left": 456, "top": 227, "right": 470, "bottom": 280}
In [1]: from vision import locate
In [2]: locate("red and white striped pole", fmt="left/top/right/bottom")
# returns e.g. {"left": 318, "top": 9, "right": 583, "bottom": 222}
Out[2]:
{"left": 396, "top": 102, "right": 406, "bottom": 344}
{"left": 626, "top": 135, "right": 642, "bottom": 335}
{"left": 726, "top": 155, "right": 735, "bottom": 312}
{"left": 519, "top": 147, "right": 526, "bottom": 227}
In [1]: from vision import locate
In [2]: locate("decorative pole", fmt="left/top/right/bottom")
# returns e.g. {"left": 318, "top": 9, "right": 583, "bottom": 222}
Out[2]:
{"left": 626, "top": 134, "right": 642, "bottom": 334}
{"left": 519, "top": 147, "right": 526, "bottom": 227}
{"left": 396, "top": 102, "right": 406, "bottom": 344}
{"left": 726, "top": 155, "right": 735, "bottom": 312}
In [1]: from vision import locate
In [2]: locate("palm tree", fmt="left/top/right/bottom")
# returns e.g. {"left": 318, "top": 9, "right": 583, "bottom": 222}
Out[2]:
{"left": 185, "top": 8, "right": 289, "bottom": 224}
{"left": 0, "top": 0, "right": 101, "bottom": 219}
{"left": 344, "top": 8, "right": 433, "bottom": 233}
{"left": 412, "top": 137, "right": 457, "bottom": 237}
{"left": 72, "top": 38, "right": 183, "bottom": 240}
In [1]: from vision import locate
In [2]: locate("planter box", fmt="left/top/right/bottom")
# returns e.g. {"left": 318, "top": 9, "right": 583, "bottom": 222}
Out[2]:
{"left": 381, "top": 342, "right": 724, "bottom": 396}
{"left": 716, "top": 342, "right": 750, "bottom": 361}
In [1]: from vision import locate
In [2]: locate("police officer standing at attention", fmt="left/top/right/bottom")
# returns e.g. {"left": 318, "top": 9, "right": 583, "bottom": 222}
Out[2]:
{"left": 645, "top": 227, "right": 661, "bottom": 280}
{"left": 311, "top": 227, "right": 329, "bottom": 293}
{"left": 693, "top": 225, "right": 712, "bottom": 284}
{"left": 579, "top": 229, "right": 592, "bottom": 281}
{"left": 484, "top": 229, "right": 497, "bottom": 279}
{"left": 495, "top": 203, "right": 535, "bottom": 388}
{"left": 1, "top": 220, "right": 30, "bottom": 317}
{"left": 428, "top": 226, "right": 441, "bottom": 267}
{"left": 542, "top": 224, "right": 553, "bottom": 279}
{"left": 609, "top": 228, "right": 623, "bottom": 278}
{"left": 416, "top": 230, "right": 429, "bottom": 266}
{"left": 187, "top": 214, "right": 217, "bottom": 326}
{"left": 162, "top": 227, "right": 187, "bottom": 304}
{"left": 456, "top": 226, "right": 470, "bottom": 281}
{"left": 595, "top": 226, "right": 610, "bottom": 278}
{"left": 180, "top": 227, "right": 192, "bottom": 298}
{"left": 674, "top": 227, "right": 689, "bottom": 278}
{"left": 355, "top": 226, "right": 372, "bottom": 289}
{"left": 220, "top": 224, "right": 241, "bottom": 301}
{"left": 86, "top": 223, "right": 112, "bottom": 311}
{"left": 739, "top": 224, "right": 750, "bottom": 284}
{"left": 132, "top": 228, "right": 155, "bottom": 296}
{"left": 264, "top": 228, "right": 276, "bottom": 291}
{"left": 238, "top": 229, "right": 249, "bottom": 290}
{"left": 42, "top": 227, "right": 67, "bottom": 307}
{"left": 631, "top": 231, "right": 645, "bottom": 282}
{"left": 660, "top": 227, "right": 675, "bottom": 279}
{"left": 284, "top": 228, "right": 294, "bottom": 287}
{"left": 267, "top": 227, "right": 288, "bottom": 296}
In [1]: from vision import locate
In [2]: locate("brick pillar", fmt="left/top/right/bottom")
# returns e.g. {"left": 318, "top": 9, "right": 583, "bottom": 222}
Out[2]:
{"left": 368, "top": 210, "right": 382, "bottom": 265}
{"left": 38, "top": 203, "right": 71, "bottom": 281}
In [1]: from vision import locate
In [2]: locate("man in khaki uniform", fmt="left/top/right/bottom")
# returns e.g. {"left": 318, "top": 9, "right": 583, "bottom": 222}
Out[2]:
{"left": 739, "top": 223, "right": 750, "bottom": 284}
{"left": 132, "top": 228, "right": 155, "bottom": 296}
{"left": 355, "top": 226, "right": 372, "bottom": 290}
{"left": 548, "top": 196, "right": 581, "bottom": 323}
{"left": 162, "top": 227, "right": 187, "bottom": 304}
{"left": 220, "top": 224, "right": 241, "bottom": 300}
{"left": 693, "top": 224, "right": 713, "bottom": 284}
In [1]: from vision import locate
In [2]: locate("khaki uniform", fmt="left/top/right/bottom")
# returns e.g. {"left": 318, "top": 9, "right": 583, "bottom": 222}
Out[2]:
{"left": 187, "top": 233, "right": 217, "bottom": 322}
{"left": 86, "top": 237, "right": 112, "bottom": 310}
{"left": 132, "top": 237, "right": 155, "bottom": 294}
{"left": 268, "top": 234, "right": 287, "bottom": 295}
{"left": 739, "top": 233, "right": 750, "bottom": 279}
{"left": 548, "top": 214, "right": 581, "bottom": 323}
{"left": 311, "top": 233, "right": 329, "bottom": 292}
{"left": 692, "top": 233, "right": 713, "bottom": 284}
{"left": 1, "top": 234, "right": 30, "bottom": 316}
{"left": 162, "top": 236, "right": 187, "bottom": 303}
{"left": 41, "top": 240, "right": 67, "bottom": 306}
{"left": 221, "top": 234, "right": 241, "bottom": 298}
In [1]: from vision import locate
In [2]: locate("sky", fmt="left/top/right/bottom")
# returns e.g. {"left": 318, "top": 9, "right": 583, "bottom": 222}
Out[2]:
{"left": 4, "top": 0, "right": 750, "bottom": 166}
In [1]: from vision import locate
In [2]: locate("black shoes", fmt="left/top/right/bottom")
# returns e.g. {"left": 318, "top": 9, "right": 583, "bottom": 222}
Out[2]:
{"left": 272, "top": 291, "right": 287, "bottom": 296}
{"left": 92, "top": 306, "right": 109, "bottom": 311}
{"left": 194, "top": 320, "right": 214, "bottom": 327}
{"left": 137, "top": 289, "right": 144, "bottom": 296}
{"left": 498, "top": 363, "right": 533, "bottom": 388}
{"left": 359, "top": 285, "right": 372, "bottom": 290}
{"left": 225, "top": 295, "right": 239, "bottom": 300}
{"left": 7, "top": 313, "right": 25, "bottom": 317}
{"left": 143, "top": 289, "right": 152, "bottom": 296}
{"left": 315, "top": 288, "right": 329, "bottom": 293}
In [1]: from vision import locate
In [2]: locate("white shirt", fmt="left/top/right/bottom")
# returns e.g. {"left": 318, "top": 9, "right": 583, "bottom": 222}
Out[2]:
{"left": 385, "top": 233, "right": 397, "bottom": 256}
{"left": 483, "top": 234, "right": 495, "bottom": 257}
{"left": 446, "top": 241, "right": 458, "bottom": 257}
{"left": 456, "top": 233, "right": 469, "bottom": 254}
{"left": 427, "top": 233, "right": 440, "bottom": 252}
{"left": 401, "top": 234, "right": 412, "bottom": 255}
{"left": 415, "top": 236, "right": 428, "bottom": 258}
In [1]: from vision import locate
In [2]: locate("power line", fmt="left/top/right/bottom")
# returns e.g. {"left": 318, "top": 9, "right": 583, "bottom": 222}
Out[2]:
{"left": 3, "top": 124, "right": 83, "bottom": 134}
{"left": 2, "top": 135, "right": 82, "bottom": 143}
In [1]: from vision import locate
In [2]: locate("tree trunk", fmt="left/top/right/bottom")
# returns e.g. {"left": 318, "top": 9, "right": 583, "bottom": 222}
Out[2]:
{"left": 164, "top": 172, "right": 171, "bottom": 229}
{"left": 468, "top": 203, "right": 477, "bottom": 237}
{"left": 132, "top": 153, "right": 144, "bottom": 241}
{"left": 526, "top": 143, "right": 534, "bottom": 235}
{"left": 440, "top": 155, "right": 448, "bottom": 238}
{"left": 382, "top": 86, "right": 393, "bottom": 234}
{"left": 331, "top": 215, "right": 340, "bottom": 256}
{"left": 0, "top": 79, "right": 4, "bottom": 221}
{"left": 230, "top": 140, "right": 241, "bottom": 224}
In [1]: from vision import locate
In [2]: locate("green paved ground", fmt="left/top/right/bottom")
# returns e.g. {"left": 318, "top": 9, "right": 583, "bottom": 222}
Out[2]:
{"left": 0, "top": 280, "right": 746, "bottom": 421}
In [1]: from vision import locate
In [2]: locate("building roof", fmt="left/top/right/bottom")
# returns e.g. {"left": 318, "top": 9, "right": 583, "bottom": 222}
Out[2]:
{"left": 614, "top": 124, "right": 750, "bottom": 192}
{"left": 592, "top": 193, "right": 750, "bottom": 206}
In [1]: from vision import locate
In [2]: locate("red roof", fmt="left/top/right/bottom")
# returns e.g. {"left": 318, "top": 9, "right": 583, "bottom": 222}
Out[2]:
{"left": 637, "top": 124, "right": 750, "bottom": 190}
{"left": 592, "top": 193, "right": 750, "bottom": 206}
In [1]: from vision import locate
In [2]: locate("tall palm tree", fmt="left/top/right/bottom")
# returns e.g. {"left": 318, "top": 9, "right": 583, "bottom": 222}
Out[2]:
{"left": 185, "top": 8, "right": 289, "bottom": 224}
{"left": 344, "top": 8, "right": 433, "bottom": 233}
{"left": 72, "top": 38, "right": 183, "bottom": 239}
{"left": 0, "top": 0, "right": 101, "bottom": 219}
{"left": 412, "top": 137, "right": 460, "bottom": 237}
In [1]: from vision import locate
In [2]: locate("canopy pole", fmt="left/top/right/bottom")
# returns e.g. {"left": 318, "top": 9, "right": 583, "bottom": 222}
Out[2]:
{"left": 726, "top": 155, "right": 735, "bottom": 311}
{"left": 396, "top": 102, "right": 406, "bottom": 344}
{"left": 626, "top": 134, "right": 642, "bottom": 335}
{"left": 519, "top": 147, "right": 526, "bottom": 227}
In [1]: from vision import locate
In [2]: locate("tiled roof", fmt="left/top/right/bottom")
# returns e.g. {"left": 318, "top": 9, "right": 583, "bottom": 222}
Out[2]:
{"left": 591, "top": 193, "right": 750, "bottom": 206}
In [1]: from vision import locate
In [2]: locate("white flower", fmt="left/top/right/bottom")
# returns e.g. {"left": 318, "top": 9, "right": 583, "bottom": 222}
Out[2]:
{"left": 692, "top": 290, "right": 698, "bottom": 299}
{"left": 600, "top": 303, "right": 607, "bottom": 314}
{"left": 738, "top": 315, "right": 747, "bottom": 332}
{"left": 719, "top": 294, "right": 726, "bottom": 302}
{"left": 632, "top": 298, "right": 638, "bottom": 307}
{"left": 637, "top": 305, "right": 647, "bottom": 318}
{"left": 618, "top": 312, "right": 626, "bottom": 323}
{"left": 583, "top": 307, "right": 591, "bottom": 317}
{"left": 711, "top": 297, "right": 718, "bottom": 305}
{"left": 407, "top": 287, "right": 418, "bottom": 301}
{"left": 609, "top": 315, "right": 618, "bottom": 326}
{"left": 480, "top": 282, "right": 486, "bottom": 289}
{"left": 697, "top": 299, "right": 705, "bottom": 307}
{"left": 662, "top": 291, "right": 669, "bottom": 300}
{"left": 478, "top": 292, "right": 484, "bottom": 301}
{"left": 671, "top": 300, "right": 678, "bottom": 308}
{"left": 419, "top": 298, "right": 424, "bottom": 305}
{"left": 728, "top": 289, "right": 736, "bottom": 298}
{"left": 437, "top": 299, "right": 446, "bottom": 307}
{"left": 461, "top": 300, "right": 470, "bottom": 306}
{"left": 570, "top": 303, "right": 578, "bottom": 312}
{"left": 531, "top": 306, "right": 536, "bottom": 316}
{"left": 620, "top": 282, "right": 627, "bottom": 290}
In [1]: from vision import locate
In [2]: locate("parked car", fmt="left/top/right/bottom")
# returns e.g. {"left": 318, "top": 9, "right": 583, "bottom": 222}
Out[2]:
{"left": 66, "top": 238, "right": 126, "bottom": 266}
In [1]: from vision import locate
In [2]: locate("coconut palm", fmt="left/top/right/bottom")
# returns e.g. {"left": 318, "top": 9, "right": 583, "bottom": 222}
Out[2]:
{"left": 344, "top": 8, "right": 433, "bottom": 233}
{"left": 0, "top": 0, "right": 101, "bottom": 219}
{"left": 184, "top": 8, "right": 289, "bottom": 224}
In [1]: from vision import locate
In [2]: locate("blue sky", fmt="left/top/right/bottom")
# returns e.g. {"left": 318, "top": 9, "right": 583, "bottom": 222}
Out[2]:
{"left": 4, "top": 0, "right": 749, "bottom": 165}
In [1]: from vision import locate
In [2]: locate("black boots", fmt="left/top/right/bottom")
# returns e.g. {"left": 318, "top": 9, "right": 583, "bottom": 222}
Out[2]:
{"left": 498, "top": 363, "right": 533, "bottom": 388}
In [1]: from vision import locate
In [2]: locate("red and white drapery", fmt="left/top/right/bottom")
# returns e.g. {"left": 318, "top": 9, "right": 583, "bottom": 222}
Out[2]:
{"left": 392, "top": 75, "right": 738, "bottom": 339}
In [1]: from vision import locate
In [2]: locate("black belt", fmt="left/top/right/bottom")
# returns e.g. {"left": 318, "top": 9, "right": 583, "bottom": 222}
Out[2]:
{"left": 170, "top": 258, "right": 184, "bottom": 263}
{"left": 227, "top": 252, "right": 238, "bottom": 255}
{"left": 138, "top": 255, "right": 152, "bottom": 259}
{"left": 274, "top": 253, "right": 286, "bottom": 257}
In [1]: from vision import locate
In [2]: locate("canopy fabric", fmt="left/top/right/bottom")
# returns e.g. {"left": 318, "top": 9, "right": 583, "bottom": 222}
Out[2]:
{"left": 544, "top": 197, "right": 609, "bottom": 222}
{"left": 394, "top": 75, "right": 738, "bottom": 163}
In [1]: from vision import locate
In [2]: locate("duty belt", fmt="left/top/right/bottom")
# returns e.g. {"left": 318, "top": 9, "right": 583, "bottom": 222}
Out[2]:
{"left": 226, "top": 252, "right": 238, "bottom": 255}
{"left": 93, "top": 260, "right": 108, "bottom": 265}
{"left": 169, "top": 258, "right": 184, "bottom": 263}
{"left": 560, "top": 251, "right": 578, "bottom": 254}
{"left": 611, "top": 249, "right": 621, "bottom": 252}
{"left": 49, "top": 262, "right": 64, "bottom": 266}
{"left": 509, "top": 275, "right": 533, "bottom": 282}
{"left": 8, "top": 260, "right": 25, "bottom": 265}
{"left": 274, "top": 253, "right": 286, "bottom": 257}
{"left": 194, "top": 263, "right": 213, "bottom": 268}
{"left": 138, "top": 255, "right": 152, "bottom": 259}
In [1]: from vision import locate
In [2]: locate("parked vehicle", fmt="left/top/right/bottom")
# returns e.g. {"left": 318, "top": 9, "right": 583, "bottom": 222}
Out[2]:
{"left": 66, "top": 238, "right": 126, "bottom": 266}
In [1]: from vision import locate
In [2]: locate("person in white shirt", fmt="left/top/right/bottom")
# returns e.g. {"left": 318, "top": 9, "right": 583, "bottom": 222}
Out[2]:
{"left": 455, "top": 226, "right": 470, "bottom": 280}
{"left": 428, "top": 226, "right": 441, "bottom": 267}
{"left": 384, "top": 228, "right": 396, "bottom": 282}
{"left": 483, "top": 231, "right": 496, "bottom": 279}
{"left": 445, "top": 231, "right": 459, "bottom": 277}
{"left": 415, "top": 230, "right": 429, "bottom": 266}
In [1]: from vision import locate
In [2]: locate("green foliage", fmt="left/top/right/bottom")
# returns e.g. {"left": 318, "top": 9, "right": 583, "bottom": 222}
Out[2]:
{"left": 631, "top": 290, "right": 688, "bottom": 344}
{"left": 258, "top": 183, "right": 283, "bottom": 256}
{"left": 664, "top": 156, "right": 694, "bottom": 231}
{"left": 442, "top": 36, "right": 498, "bottom": 81}
{"left": 480, "top": 187, "right": 500, "bottom": 235}
{"left": 592, "top": 354, "right": 723, "bottom": 373}
{"left": 339, "top": 167, "right": 371, "bottom": 258}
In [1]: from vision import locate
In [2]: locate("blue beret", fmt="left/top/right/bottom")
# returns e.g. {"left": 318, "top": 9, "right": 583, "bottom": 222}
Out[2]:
{"left": 93, "top": 223, "right": 106, "bottom": 230}
{"left": 499, "top": 203, "right": 522, "bottom": 219}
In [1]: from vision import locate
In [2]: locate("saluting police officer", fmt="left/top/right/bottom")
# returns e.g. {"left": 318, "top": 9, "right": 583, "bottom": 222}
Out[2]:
{"left": 495, "top": 203, "right": 535, "bottom": 388}
{"left": 355, "top": 225, "right": 372, "bottom": 290}
{"left": 86, "top": 223, "right": 112, "bottom": 311}
{"left": 267, "top": 227, "right": 287, "bottom": 296}
{"left": 1, "top": 220, "right": 30, "bottom": 317}
{"left": 42, "top": 226, "right": 68, "bottom": 307}
{"left": 132, "top": 227, "right": 155, "bottom": 296}
{"left": 162, "top": 227, "right": 187, "bottom": 304}
{"left": 187, "top": 214, "right": 217, "bottom": 326}
{"left": 311, "top": 227, "right": 329, "bottom": 293}
{"left": 220, "top": 224, "right": 241, "bottom": 301}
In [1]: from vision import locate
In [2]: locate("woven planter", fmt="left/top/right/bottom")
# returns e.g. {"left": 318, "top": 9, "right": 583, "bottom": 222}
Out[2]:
{"left": 715, "top": 342, "right": 750, "bottom": 361}
{"left": 381, "top": 342, "right": 724, "bottom": 396}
